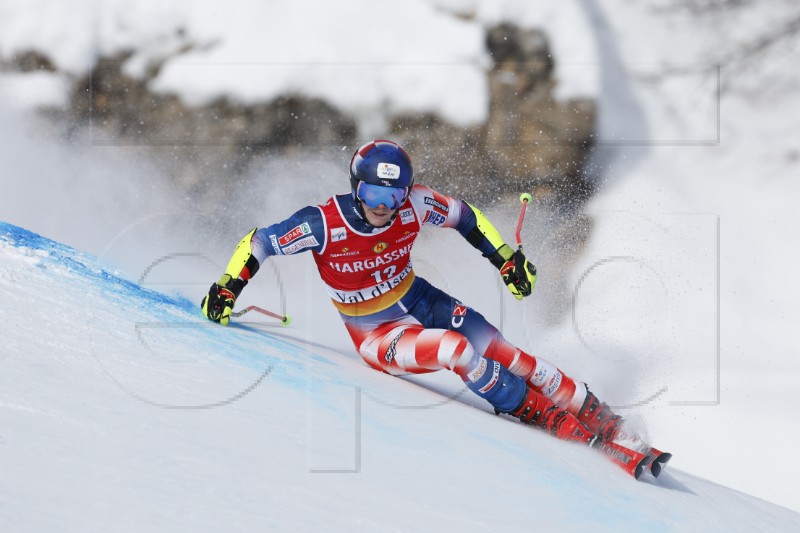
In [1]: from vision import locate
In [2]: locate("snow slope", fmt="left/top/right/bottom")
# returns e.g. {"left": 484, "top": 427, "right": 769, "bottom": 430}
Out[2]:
{"left": 2, "top": 222, "right": 799, "bottom": 532}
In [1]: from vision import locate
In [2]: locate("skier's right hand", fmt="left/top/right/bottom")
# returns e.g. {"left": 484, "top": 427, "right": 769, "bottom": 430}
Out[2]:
{"left": 201, "top": 274, "right": 245, "bottom": 326}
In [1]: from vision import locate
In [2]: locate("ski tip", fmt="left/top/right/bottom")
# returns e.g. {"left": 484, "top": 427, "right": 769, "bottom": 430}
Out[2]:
{"left": 650, "top": 452, "right": 673, "bottom": 478}
{"left": 634, "top": 454, "right": 654, "bottom": 480}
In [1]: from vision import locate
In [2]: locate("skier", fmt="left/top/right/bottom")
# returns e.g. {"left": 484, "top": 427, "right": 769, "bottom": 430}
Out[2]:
{"left": 201, "top": 140, "right": 663, "bottom": 476}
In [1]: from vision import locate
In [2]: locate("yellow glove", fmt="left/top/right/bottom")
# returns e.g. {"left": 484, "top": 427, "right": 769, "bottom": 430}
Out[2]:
{"left": 201, "top": 274, "right": 245, "bottom": 326}
{"left": 496, "top": 245, "right": 537, "bottom": 300}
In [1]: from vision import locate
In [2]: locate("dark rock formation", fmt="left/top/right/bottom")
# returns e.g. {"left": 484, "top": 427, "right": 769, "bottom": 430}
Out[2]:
{"left": 5, "top": 23, "right": 595, "bottom": 208}
{"left": 392, "top": 24, "right": 596, "bottom": 206}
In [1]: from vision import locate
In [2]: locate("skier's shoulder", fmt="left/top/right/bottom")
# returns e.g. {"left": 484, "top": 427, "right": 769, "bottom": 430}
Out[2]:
{"left": 408, "top": 183, "right": 434, "bottom": 199}
{"left": 409, "top": 184, "right": 461, "bottom": 227}
{"left": 317, "top": 193, "right": 358, "bottom": 217}
{"left": 256, "top": 203, "right": 326, "bottom": 256}
{"left": 287, "top": 203, "right": 326, "bottom": 230}
{"left": 318, "top": 193, "right": 347, "bottom": 209}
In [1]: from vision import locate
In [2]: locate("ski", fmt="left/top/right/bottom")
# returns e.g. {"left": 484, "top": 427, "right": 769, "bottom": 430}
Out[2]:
{"left": 603, "top": 427, "right": 673, "bottom": 479}
{"left": 613, "top": 433, "right": 672, "bottom": 478}
{"left": 594, "top": 439, "right": 653, "bottom": 480}
{"left": 647, "top": 447, "right": 673, "bottom": 478}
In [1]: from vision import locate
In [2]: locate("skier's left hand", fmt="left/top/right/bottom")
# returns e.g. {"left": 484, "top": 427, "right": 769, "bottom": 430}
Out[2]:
{"left": 201, "top": 274, "right": 245, "bottom": 326}
{"left": 500, "top": 248, "right": 537, "bottom": 300}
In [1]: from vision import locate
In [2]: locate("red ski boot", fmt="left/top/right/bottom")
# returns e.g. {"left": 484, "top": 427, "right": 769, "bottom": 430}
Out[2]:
{"left": 505, "top": 387, "right": 652, "bottom": 479}
{"left": 508, "top": 387, "right": 598, "bottom": 446}
{"left": 577, "top": 387, "right": 672, "bottom": 478}
{"left": 575, "top": 387, "right": 624, "bottom": 442}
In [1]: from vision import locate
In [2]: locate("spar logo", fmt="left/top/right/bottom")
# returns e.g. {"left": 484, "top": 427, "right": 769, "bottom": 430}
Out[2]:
{"left": 279, "top": 223, "right": 312, "bottom": 246}
{"left": 373, "top": 241, "right": 388, "bottom": 253}
{"left": 452, "top": 301, "right": 468, "bottom": 328}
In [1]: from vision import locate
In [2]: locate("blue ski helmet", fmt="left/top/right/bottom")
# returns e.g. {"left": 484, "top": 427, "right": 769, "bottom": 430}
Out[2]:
{"left": 350, "top": 140, "right": 414, "bottom": 209}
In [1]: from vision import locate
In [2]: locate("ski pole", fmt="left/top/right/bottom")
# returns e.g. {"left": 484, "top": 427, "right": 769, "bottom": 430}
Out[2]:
{"left": 231, "top": 305, "right": 292, "bottom": 326}
{"left": 515, "top": 192, "right": 532, "bottom": 250}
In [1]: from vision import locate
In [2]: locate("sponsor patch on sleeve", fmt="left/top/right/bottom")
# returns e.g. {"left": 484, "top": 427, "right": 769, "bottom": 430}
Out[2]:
{"left": 423, "top": 210, "right": 446, "bottom": 226}
{"left": 278, "top": 223, "right": 312, "bottom": 246}
{"left": 424, "top": 196, "right": 449, "bottom": 214}
{"left": 281, "top": 235, "right": 319, "bottom": 254}
{"left": 269, "top": 234, "right": 281, "bottom": 254}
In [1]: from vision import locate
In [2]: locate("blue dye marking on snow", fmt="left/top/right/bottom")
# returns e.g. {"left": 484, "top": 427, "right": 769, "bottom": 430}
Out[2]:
{"left": 0, "top": 220, "right": 329, "bottom": 392}
{"left": 2, "top": 220, "right": 373, "bottom": 427}
{"left": 1, "top": 221, "right": 189, "bottom": 310}
{"left": 1, "top": 221, "right": 400, "bottom": 421}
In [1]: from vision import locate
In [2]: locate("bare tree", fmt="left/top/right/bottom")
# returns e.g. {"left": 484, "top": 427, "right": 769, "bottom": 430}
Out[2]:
{"left": 638, "top": 0, "right": 800, "bottom": 93}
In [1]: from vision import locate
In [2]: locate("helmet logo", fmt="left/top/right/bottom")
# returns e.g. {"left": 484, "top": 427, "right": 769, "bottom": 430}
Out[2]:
{"left": 373, "top": 241, "right": 388, "bottom": 253}
{"left": 376, "top": 162, "right": 400, "bottom": 180}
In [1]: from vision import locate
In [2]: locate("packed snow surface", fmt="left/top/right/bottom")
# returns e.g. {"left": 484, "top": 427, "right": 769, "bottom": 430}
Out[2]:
{"left": 2, "top": 221, "right": 799, "bottom": 532}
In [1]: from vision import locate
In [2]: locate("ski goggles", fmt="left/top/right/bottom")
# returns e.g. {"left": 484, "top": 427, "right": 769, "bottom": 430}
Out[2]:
{"left": 355, "top": 181, "right": 409, "bottom": 209}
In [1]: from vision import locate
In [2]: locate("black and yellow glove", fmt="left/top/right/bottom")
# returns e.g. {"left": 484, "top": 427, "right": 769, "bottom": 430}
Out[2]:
{"left": 488, "top": 244, "right": 537, "bottom": 300}
{"left": 201, "top": 274, "right": 246, "bottom": 326}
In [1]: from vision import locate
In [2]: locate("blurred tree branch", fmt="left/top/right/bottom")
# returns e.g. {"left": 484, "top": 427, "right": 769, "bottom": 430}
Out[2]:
{"left": 638, "top": 3, "right": 800, "bottom": 93}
